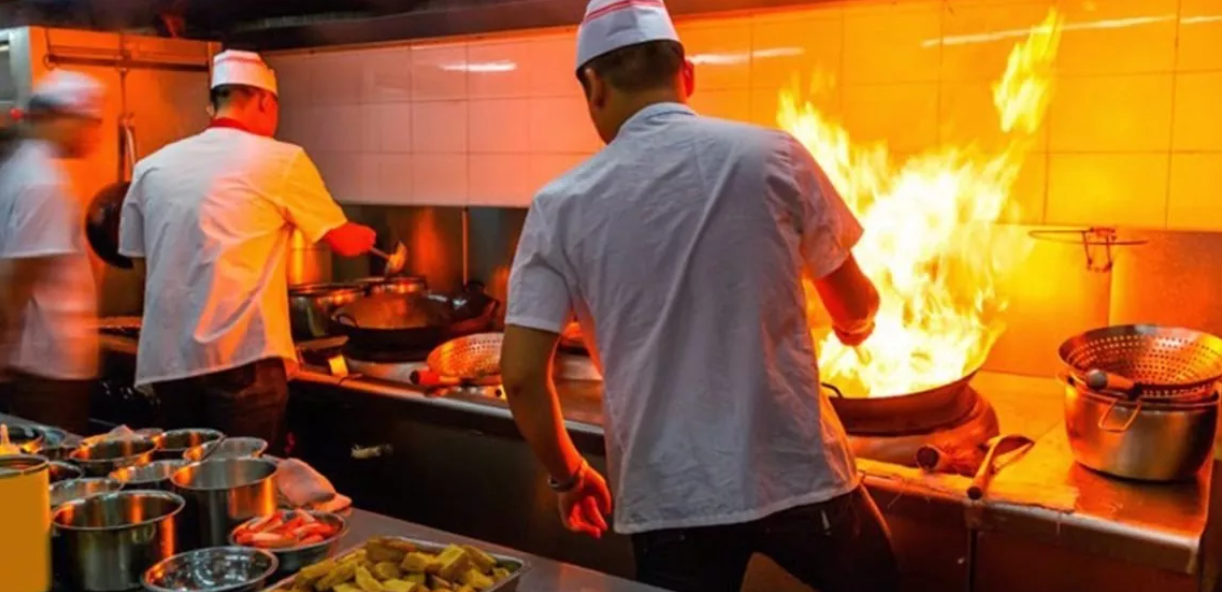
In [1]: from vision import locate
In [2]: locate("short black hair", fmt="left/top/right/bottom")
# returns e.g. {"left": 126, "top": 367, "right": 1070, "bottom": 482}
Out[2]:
{"left": 578, "top": 40, "right": 685, "bottom": 96}
{"left": 209, "top": 84, "right": 266, "bottom": 112}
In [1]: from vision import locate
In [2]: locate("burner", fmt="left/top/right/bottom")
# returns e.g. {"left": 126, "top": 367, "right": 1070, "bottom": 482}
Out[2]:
{"left": 846, "top": 393, "right": 1000, "bottom": 472}
{"left": 342, "top": 341, "right": 433, "bottom": 364}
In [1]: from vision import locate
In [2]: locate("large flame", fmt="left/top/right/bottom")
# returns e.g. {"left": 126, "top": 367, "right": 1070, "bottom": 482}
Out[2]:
{"left": 780, "top": 10, "right": 1064, "bottom": 397}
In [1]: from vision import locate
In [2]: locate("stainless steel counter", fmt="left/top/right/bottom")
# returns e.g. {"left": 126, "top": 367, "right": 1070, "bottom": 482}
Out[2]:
{"left": 342, "top": 508, "right": 663, "bottom": 592}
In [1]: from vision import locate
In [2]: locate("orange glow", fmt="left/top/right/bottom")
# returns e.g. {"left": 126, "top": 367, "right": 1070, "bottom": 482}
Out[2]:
{"left": 780, "top": 10, "right": 1064, "bottom": 397}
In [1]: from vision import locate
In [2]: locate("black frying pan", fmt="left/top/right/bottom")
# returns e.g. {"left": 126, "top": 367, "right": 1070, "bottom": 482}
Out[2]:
{"left": 85, "top": 121, "right": 136, "bottom": 269}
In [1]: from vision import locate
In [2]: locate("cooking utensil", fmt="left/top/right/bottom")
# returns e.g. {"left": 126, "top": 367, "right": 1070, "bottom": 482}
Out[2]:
{"left": 182, "top": 437, "right": 267, "bottom": 463}
{"left": 823, "top": 358, "right": 985, "bottom": 435}
{"left": 1064, "top": 376, "right": 1217, "bottom": 481}
{"left": 428, "top": 332, "right": 504, "bottom": 379}
{"left": 48, "top": 460, "right": 85, "bottom": 483}
{"left": 50, "top": 477, "right": 123, "bottom": 509}
{"left": 1, "top": 423, "right": 45, "bottom": 454}
{"left": 332, "top": 282, "right": 501, "bottom": 356}
{"left": 69, "top": 436, "right": 157, "bottom": 477}
{"left": 366, "top": 275, "right": 428, "bottom": 296}
{"left": 0, "top": 455, "right": 51, "bottom": 592}
{"left": 288, "top": 283, "right": 364, "bottom": 340}
{"left": 1059, "top": 324, "right": 1222, "bottom": 401}
{"left": 967, "top": 434, "right": 1034, "bottom": 500}
{"left": 371, "top": 241, "right": 408, "bottom": 275}
{"left": 110, "top": 460, "right": 187, "bottom": 490}
{"left": 142, "top": 546, "right": 279, "bottom": 592}
{"left": 229, "top": 510, "right": 348, "bottom": 574}
{"left": 152, "top": 428, "right": 225, "bottom": 461}
{"left": 52, "top": 490, "right": 184, "bottom": 592}
{"left": 84, "top": 115, "right": 137, "bottom": 269}
{"left": 172, "top": 458, "right": 278, "bottom": 548}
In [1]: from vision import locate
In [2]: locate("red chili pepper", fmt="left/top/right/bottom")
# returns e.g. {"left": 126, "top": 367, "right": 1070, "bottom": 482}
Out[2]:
{"left": 299, "top": 534, "right": 324, "bottom": 545}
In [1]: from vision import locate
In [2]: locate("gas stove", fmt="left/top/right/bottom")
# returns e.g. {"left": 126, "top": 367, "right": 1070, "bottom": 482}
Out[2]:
{"left": 844, "top": 389, "right": 999, "bottom": 475}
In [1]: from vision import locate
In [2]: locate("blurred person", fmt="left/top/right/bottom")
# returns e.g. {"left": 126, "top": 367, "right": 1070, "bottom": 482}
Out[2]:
{"left": 0, "top": 70, "right": 105, "bottom": 435}
{"left": 118, "top": 50, "right": 376, "bottom": 451}
{"left": 500, "top": 2, "right": 898, "bottom": 591}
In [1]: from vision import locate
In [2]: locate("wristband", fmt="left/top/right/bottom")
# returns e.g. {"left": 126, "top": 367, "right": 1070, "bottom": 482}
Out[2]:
{"left": 548, "top": 460, "right": 587, "bottom": 493}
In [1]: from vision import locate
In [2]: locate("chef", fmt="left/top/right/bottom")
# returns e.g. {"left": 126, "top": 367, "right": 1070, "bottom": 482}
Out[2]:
{"left": 118, "top": 50, "right": 376, "bottom": 451}
{"left": 500, "top": 1, "right": 899, "bottom": 591}
{"left": 0, "top": 70, "right": 105, "bottom": 435}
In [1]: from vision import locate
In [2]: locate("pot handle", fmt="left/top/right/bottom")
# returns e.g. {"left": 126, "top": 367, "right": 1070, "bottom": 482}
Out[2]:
{"left": 821, "top": 383, "right": 844, "bottom": 398}
{"left": 1097, "top": 397, "right": 1142, "bottom": 433}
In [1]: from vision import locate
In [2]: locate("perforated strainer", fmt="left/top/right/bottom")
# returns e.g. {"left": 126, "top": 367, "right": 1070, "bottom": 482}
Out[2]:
{"left": 426, "top": 332, "right": 504, "bottom": 380}
{"left": 1059, "top": 325, "right": 1222, "bottom": 400}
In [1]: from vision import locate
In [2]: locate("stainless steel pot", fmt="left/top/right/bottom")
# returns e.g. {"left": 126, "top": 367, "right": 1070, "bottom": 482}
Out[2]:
{"left": 171, "top": 458, "right": 278, "bottom": 548}
{"left": 109, "top": 460, "right": 186, "bottom": 491}
{"left": 1064, "top": 377, "right": 1218, "bottom": 481}
{"left": 52, "top": 490, "right": 184, "bottom": 592}
{"left": 69, "top": 436, "right": 157, "bottom": 477}
{"left": 151, "top": 428, "right": 223, "bottom": 461}
{"left": 289, "top": 283, "right": 363, "bottom": 340}
{"left": 48, "top": 460, "right": 84, "bottom": 484}
{"left": 50, "top": 477, "right": 123, "bottom": 509}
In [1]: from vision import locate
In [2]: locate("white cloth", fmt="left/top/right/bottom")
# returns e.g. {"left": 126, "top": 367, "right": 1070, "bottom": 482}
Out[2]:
{"left": 507, "top": 103, "right": 865, "bottom": 534}
{"left": 211, "top": 50, "right": 278, "bottom": 95}
{"left": 118, "top": 128, "right": 347, "bottom": 387}
{"left": 576, "top": 0, "right": 681, "bottom": 69}
{"left": 30, "top": 70, "right": 104, "bottom": 119}
{"left": 0, "top": 140, "right": 98, "bottom": 379}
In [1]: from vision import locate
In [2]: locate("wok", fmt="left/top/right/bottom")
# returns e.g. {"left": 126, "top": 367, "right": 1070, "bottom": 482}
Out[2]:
{"left": 85, "top": 121, "right": 137, "bottom": 269}
{"left": 824, "top": 359, "right": 984, "bottom": 435}
{"left": 331, "top": 281, "right": 499, "bottom": 354}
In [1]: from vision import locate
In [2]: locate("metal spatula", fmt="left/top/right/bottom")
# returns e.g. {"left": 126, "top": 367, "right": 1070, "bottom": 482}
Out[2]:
{"left": 371, "top": 242, "right": 407, "bottom": 275}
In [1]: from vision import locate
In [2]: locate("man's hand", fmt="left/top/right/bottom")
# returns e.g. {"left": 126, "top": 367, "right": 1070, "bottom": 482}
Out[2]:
{"left": 834, "top": 318, "right": 875, "bottom": 346}
{"left": 558, "top": 465, "right": 613, "bottom": 539}
{"left": 323, "top": 223, "right": 377, "bottom": 257}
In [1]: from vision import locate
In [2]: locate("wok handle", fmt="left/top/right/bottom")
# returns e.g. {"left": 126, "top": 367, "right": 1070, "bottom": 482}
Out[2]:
{"left": 334, "top": 313, "right": 359, "bottom": 328}
{"left": 821, "top": 383, "right": 844, "bottom": 398}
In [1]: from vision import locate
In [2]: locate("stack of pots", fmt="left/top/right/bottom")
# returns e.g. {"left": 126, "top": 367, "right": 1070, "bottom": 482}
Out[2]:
{"left": 1060, "top": 324, "right": 1222, "bottom": 482}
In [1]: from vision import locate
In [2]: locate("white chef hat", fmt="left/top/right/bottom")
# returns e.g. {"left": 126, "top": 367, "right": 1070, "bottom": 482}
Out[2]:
{"left": 576, "top": 0, "right": 681, "bottom": 71}
{"left": 29, "top": 70, "right": 105, "bottom": 119}
{"left": 211, "top": 49, "right": 278, "bottom": 96}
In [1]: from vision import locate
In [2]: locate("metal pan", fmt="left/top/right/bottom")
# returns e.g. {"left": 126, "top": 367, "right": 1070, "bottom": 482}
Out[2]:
{"left": 263, "top": 536, "right": 529, "bottom": 592}
{"left": 825, "top": 359, "right": 984, "bottom": 435}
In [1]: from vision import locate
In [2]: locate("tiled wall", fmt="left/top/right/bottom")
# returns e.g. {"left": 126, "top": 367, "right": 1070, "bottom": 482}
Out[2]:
{"left": 269, "top": 0, "right": 1222, "bottom": 229}
{"left": 269, "top": 0, "right": 1222, "bottom": 379}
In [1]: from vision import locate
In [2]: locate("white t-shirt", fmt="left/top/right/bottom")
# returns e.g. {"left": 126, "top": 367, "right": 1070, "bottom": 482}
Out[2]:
{"left": 118, "top": 127, "right": 347, "bottom": 387}
{"left": 0, "top": 140, "right": 98, "bottom": 380}
{"left": 506, "top": 103, "right": 864, "bottom": 534}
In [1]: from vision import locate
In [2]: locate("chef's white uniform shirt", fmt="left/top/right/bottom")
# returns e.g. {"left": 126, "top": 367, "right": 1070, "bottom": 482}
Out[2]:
{"left": 118, "top": 128, "right": 347, "bottom": 387}
{"left": 0, "top": 140, "right": 99, "bottom": 380}
{"left": 507, "top": 103, "right": 864, "bottom": 534}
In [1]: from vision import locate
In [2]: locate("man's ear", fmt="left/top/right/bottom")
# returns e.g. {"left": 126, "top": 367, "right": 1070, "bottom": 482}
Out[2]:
{"left": 584, "top": 67, "right": 609, "bottom": 109}
{"left": 681, "top": 58, "right": 696, "bottom": 98}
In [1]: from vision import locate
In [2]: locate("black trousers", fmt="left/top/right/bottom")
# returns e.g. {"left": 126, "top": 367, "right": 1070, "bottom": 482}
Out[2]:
{"left": 152, "top": 358, "right": 289, "bottom": 455}
{"left": 2, "top": 370, "right": 93, "bottom": 435}
{"left": 632, "top": 486, "right": 900, "bottom": 592}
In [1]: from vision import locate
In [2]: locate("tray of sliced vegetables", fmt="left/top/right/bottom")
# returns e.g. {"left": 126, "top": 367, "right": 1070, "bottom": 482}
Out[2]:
{"left": 265, "top": 536, "right": 529, "bottom": 592}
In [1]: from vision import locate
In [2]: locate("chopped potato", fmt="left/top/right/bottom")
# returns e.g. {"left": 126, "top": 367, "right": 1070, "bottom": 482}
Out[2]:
{"left": 491, "top": 567, "right": 511, "bottom": 582}
{"left": 354, "top": 566, "right": 385, "bottom": 592}
{"left": 462, "top": 545, "right": 497, "bottom": 573}
{"left": 333, "top": 585, "right": 362, "bottom": 592}
{"left": 435, "top": 546, "right": 471, "bottom": 581}
{"left": 297, "top": 559, "right": 337, "bottom": 584}
{"left": 380, "top": 579, "right": 417, "bottom": 592}
{"left": 400, "top": 551, "right": 434, "bottom": 574}
{"left": 339, "top": 550, "right": 368, "bottom": 565}
{"left": 366, "top": 541, "right": 407, "bottom": 564}
{"left": 315, "top": 561, "right": 358, "bottom": 592}
{"left": 404, "top": 572, "right": 427, "bottom": 586}
{"left": 429, "top": 575, "right": 456, "bottom": 590}
{"left": 456, "top": 586, "right": 476, "bottom": 592}
{"left": 380, "top": 538, "right": 417, "bottom": 554}
{"left": 459, "top": 568, "right": 495, "bottom": 591}
{"left": 372, "top": 561, "right": 402, "bottom": 580}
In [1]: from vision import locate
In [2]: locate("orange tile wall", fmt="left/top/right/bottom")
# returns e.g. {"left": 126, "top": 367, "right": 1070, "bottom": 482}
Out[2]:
{"left": 269, "top": 0, "right": 1222, "bottom": 377}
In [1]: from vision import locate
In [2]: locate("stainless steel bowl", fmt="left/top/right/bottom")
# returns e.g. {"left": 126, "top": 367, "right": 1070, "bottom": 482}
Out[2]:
{"left": 1064, "top": 378, "right": 1218, "bottom": 481}
{"left": 229, "top": 511, "right": 348, "bottom": 574}
{"left": 70, "top": 436, "right": 157, "bottom": 477}
{"left": 48, "top": 460, "right": 85, "bottom": 483}
{"left": 182, "top": 437, "right": 268, "bottom": 463}
{"left": 50, "top": 477, "right": 123, "bottom": 508}
{"left": 52, "top": 490, "right": 184, "bottom": 592}
{"left": 110, "top": 460, "right": 187, "bottom": 490}
{"left": 289, "top": 283, "right": 364, "bottom": 340}
{"left": 3, "top": 423, "right": 45, "bottom": 454}
{"left": 41, "top": 445, "right": 77, "bottom": 462}
{"left": 142, "top": 546, "right": 278, "bottom": 592}
{"left": 152, "top": 429, "right": 224, "bottom": 461}
{"left": 172, "top": 458, "right": 278, "bottom": 548}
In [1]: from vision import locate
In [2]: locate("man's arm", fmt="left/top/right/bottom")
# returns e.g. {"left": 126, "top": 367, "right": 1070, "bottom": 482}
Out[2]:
{"left": 282, "top": 151, "right": 375, "bottom": 257}
{"left": 501, "top": 324, "right": 584, "bottom": 482}
{"left": 814, "top": 255, "right": 880, "bottom": 346}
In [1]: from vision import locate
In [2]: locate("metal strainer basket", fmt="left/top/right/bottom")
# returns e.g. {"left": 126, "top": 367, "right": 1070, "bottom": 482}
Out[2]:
{"left": 427, "top": 332, "right": 504, "bottom": 379}
{"left": 1059, "top": 324, "right": 1222, "bottom": 399}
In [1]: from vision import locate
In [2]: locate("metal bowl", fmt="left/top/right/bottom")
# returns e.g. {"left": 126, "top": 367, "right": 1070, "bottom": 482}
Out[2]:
{"left": 183, "top": 438, "right": 268, "bottom": 463}
{"left": 3, "top": 423, "right": 45, "bottom": 454}
{"left": 48, "top": 460, "right": 85, "bottom": 484}
{"left": 152, "top": 429, "right": 224, "bottom": 460}
{"left": 111, "top": 460, "right": 187, "bottom": 490}
{"left": 50, "top": 477, "right": 123, "bottom": 508}
{"left": 40, "top": 445, "right": 77, "bottom": 462}
{"left": 229, "top": 511, "right": 348, "bottom": 574}
{"left": 53, "top": 490, "right": 185, "bottom": 592}
{"left": 142, "top": 546, "right": 279, "bottom": 592}
{"left": 70, "top": 436, "right": 157, "bottom": 476}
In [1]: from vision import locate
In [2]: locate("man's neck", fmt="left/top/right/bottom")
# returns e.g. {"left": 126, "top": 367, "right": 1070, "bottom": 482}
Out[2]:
{"left": 608, "top": 90, "right": 686, "bottom": 140}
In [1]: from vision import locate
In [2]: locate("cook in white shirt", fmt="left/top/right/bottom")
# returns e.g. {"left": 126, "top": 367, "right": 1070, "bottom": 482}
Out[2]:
{"left": 0, "top": 70, "right": 104, "bottom": 435}
{"left": 118, "top": 50, "right": 375, "bottom": 450}
{"left": 501, "top": 2, "right": 899, "bottom": 591}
